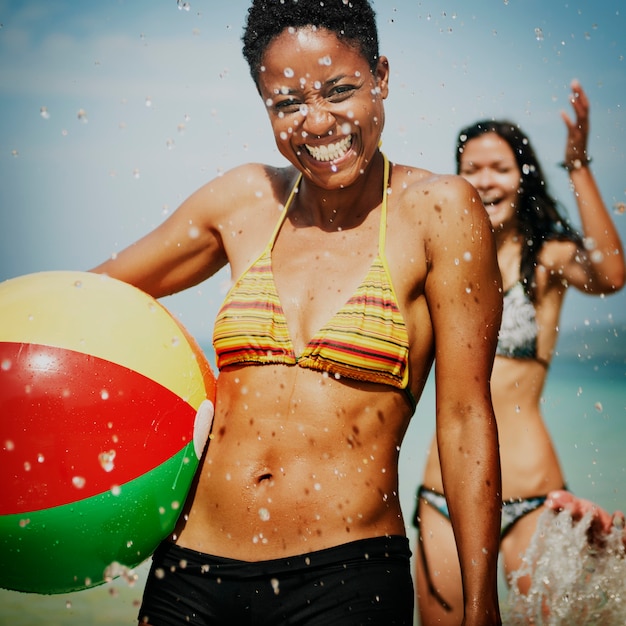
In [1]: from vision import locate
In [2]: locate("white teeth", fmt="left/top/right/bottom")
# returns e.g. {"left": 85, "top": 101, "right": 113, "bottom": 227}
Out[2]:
{"left": 305, "top": 135, "right": 352, "bottom": 162}
{"left": 482, "top": 197, "right": 500, "bottom": 206}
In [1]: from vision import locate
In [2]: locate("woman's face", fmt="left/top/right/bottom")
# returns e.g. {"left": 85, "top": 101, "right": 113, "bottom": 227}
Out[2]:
{"left": 257, "top": 26, "right": 389, "bottom": 189}
{"left": 458, "top": 132, "right": 521, "bottom": 231}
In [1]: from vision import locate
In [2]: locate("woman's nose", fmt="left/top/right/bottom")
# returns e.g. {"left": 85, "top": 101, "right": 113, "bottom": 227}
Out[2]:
{"left": 472, "top": 169, "right": 494, "bottom": 190}
{"left": 301, "top": 103, "right": 335, "bottom": 137}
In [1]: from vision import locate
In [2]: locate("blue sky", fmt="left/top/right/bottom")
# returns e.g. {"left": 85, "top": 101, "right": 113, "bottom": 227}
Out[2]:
{"left": 1, "top": 0, "right": 625, "bottom": 344}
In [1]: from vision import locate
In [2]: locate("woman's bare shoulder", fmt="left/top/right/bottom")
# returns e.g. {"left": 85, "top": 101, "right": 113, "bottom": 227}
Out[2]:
{"left": 391, "top": 163, "right": 484, "bottom": 227}
{"left": 192, "top": 162, "right": 296, "bottom": 208}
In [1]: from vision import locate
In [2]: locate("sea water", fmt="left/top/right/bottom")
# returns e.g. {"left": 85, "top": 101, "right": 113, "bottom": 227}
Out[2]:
{"left": 0, "top": 344, "right": 624, "bottom": 625}
{"left": 502, "top": 508, "right": 626, "bottom": 625}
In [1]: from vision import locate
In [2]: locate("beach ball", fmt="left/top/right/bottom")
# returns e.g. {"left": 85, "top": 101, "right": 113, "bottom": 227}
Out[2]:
{"left": 0, "top": 271, "right": 215, "bottom": 594}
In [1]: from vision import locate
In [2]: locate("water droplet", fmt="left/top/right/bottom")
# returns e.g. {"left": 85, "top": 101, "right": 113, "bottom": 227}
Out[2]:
{"left": 99, "top": 450, "right": 116, "bottom": 472}
{"left": 583, "top": 236, "right": 597, "bottom": 250}
{"left": 534, "top": 27, "right": 544, "bottom": 41}
{"left": 318, "top": 55, "right": 332, "bottom": 66}
{"left": 4, "top": 439, "right": 14, "bottom": 451}
{"left": 258, "top": 507, "right": 270, "bottom": 522}
{"left": 1, "top": 359, "right": 12, "bottom": 371}
{"left": 72, "top": 476, "right": 86, "bottom": 489}
{"left": 271, "top": 578, "right": 280, "bottom": 595}
{"left": 40, "top": 106, "right": 50, "bottom": 120}
{"left": 100, "top": 389, "right": 109, "bottom": 400}
{"left": 283, "top": 67, "right": 294, "bottom": 78}
{"left": 77, "top": 109, "right": 88, "bottom": 123}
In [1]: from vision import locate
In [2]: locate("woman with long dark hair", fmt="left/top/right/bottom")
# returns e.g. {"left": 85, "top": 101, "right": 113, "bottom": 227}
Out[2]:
{"left": 415, "top": 80, "right": 625, "bottom": 625}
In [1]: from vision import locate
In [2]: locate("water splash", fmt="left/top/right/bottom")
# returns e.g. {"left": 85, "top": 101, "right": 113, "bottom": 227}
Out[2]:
{"left": 103, "top": 561, "right": 139, "bottom": 586}
{"left": 502, "top": 508, "right": 626, "bottom": 625}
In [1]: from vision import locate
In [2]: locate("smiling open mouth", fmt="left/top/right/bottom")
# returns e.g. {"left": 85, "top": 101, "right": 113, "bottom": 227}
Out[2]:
{"left": 305, "top": 135, "right": 353, "bottom": 162}
{"left": 481, "top": 196, "right": 502, "bottom": 208}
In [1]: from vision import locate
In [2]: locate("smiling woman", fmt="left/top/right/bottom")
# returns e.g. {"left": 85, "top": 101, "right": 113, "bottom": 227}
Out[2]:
{"left": 87, "top": 1, "right": 504, "bottom": 625}
{"left": 415, "top": 83, "right": 625, "bottom": 626}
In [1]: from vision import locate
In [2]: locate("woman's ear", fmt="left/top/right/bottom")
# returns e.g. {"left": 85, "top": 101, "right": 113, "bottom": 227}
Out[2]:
{"left": 376, "top": 56, "right": 390, "bottom": 99}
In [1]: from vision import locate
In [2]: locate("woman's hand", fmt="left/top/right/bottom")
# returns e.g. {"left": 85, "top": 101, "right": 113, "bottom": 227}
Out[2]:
{"left": 560, "top": 79, "right": 590, "bottom": 167}
{"left": 546, "top": 489, "right": 626, "bottom": 548}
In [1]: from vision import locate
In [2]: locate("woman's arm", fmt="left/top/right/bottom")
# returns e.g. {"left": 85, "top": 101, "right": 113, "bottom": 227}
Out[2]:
{"left": 559, "top": 80, "right": 625, "bottom": 294}
{"left": 424, "top": 176, "right": 503, "bottom": 625}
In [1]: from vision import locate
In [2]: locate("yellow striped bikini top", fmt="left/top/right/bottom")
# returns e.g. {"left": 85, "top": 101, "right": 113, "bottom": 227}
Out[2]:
{"left": 213, "top": 154, "right": 414, "bottom": 407}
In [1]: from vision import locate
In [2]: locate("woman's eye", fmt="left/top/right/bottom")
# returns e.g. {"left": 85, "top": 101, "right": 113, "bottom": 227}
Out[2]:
{"left": 329, "top": 84, "right": 356, "bottom": 99}
{"left": 274, "top": 98, "right": 300, "bottom": 112}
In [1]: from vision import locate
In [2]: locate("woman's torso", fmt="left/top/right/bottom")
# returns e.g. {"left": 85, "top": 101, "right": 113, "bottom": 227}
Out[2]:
{"left": 175, "top": 160, "right": 437, "bottom": 559}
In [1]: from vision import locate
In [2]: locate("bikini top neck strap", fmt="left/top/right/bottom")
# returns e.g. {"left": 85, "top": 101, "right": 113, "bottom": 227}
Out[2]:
{"left": 269, "top": 153, "right": 389, "bottom": 251}
{"left": 268, "top": 171, "right": 302, "bottom": 249}
{"left": 379, "top": 152, "right": 391, "bottom": 253}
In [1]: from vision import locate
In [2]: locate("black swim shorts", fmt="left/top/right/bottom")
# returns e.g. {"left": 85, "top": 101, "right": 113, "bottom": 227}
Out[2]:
{"left": 138, "top": 535, "right": 413, "bottom": 625}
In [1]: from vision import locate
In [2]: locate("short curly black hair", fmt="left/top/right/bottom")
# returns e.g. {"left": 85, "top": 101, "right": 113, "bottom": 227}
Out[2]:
{"left": 242, "top": 0, "right": 379, "bottom": 89}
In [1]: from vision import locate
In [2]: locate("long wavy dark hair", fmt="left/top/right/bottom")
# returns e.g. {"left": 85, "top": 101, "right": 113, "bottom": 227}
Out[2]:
{"left": 456, "top": 120, "right": 583, "bottom": 302}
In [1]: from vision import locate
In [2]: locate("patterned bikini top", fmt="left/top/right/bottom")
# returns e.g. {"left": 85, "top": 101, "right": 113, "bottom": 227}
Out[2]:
{"left": 213, "top": 154, "right": 414, "bottom": 403}
{"left": 496, "top": 281, "right": 547, "bottom": 366}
